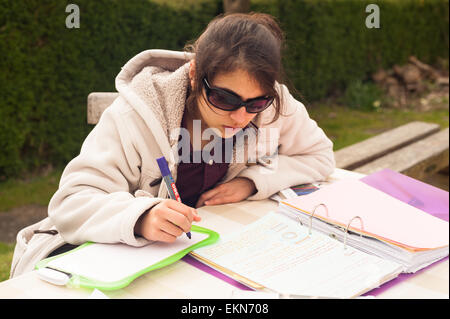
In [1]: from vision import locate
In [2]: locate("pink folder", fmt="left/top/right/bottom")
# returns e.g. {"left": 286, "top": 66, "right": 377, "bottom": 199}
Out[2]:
{"left": 360, "top": 169, "right": 449, "bottom": 296}
{"left": 360, "top": 168, "right": 448, "bottom": 222}
{"left": 281, "top": 179, "right": 449, "bottom": 251}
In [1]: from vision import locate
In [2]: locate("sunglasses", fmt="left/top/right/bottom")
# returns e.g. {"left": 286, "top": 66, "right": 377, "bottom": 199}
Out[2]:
{"left": 202, "top": 78, "right": 274, "bottom": 114}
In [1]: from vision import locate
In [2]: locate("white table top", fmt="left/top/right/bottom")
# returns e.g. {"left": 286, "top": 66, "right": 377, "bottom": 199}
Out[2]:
{"left": 0, "top": 169, "right": 448, "bottom": 299}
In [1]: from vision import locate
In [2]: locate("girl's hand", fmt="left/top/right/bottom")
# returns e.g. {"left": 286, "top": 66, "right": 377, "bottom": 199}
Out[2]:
{"left": 195, "top": 177, "right": 256, "bottom": 208}
{"left": 134, "top": 199, "right": 201, "bottom": 243}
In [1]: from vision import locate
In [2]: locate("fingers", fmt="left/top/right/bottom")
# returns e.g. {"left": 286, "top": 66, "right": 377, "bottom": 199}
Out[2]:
{"left": 152, "top": 229, "right": 177, "bottom": 243}
{"left": 139, "top": 199, "right": 201, "bottom": 243}
{"left": 195, "top": 187, "right": 222, "bottom": 208}
{"left": 159, "top": 218, "right": 184, "bottom": 237}
{"left": 202, "top": 195, "right": 228, "bottom": 206}
{"left": 164, "top": 207, "right": 192, "bottom": 233}
{"left": 196, "top": 177, "right": 256, "bottom": 207}
{"left": 165, "top": 199, "right": 200, "bottom": 224}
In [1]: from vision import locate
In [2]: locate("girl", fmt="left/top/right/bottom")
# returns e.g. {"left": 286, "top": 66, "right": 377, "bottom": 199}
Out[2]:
{"left": 10, "top": 12, "right": 335, "bottom": 277}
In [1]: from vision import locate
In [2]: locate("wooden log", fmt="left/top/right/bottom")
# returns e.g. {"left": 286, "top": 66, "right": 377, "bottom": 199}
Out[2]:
{"left": 334, "top": 121, "right": 441, "bottom": 170}
{"left": 87, "top": 92, "right": 119, "bottom": 124}
{"left": 354, "top": 128, "right": 449, "bottom": 180}
{"left": 408, "top": 56, "right": 441, "bottom": 81}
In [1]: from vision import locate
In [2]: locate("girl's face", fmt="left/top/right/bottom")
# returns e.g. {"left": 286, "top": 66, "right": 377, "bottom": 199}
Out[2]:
{"left": 192, "top": 67, "right": 264, "bottom": 138}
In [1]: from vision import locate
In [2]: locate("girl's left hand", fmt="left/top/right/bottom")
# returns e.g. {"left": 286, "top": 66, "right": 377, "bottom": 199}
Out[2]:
{"left": 195, "top": 177, "right": 257, "bottom": 208}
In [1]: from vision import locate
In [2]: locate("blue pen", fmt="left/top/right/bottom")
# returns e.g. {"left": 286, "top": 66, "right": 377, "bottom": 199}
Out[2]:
{"left": 156, "top": 157, "right": 192, "bottom": 239}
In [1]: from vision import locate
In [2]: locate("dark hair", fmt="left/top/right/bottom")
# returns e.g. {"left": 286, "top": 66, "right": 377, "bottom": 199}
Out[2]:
{"left": 184, "top": 12, "right": 289, "bottom": 124}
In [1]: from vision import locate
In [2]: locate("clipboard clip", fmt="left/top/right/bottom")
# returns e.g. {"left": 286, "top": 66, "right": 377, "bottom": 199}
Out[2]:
{"left": 37, "top": 267, "right": 72, "bottom": 286}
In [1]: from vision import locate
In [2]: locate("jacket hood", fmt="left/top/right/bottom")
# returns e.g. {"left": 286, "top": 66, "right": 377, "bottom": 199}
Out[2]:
{"left": 115, "top": 49, "right": 194, "bottom": 164}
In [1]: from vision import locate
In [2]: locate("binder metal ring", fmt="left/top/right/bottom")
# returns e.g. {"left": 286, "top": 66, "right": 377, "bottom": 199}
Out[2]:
{"left": 343, "top": 216, "right": 364, "bottom": 250}
{"left": 309, "top": 203, "right": 329, "bottom": 235}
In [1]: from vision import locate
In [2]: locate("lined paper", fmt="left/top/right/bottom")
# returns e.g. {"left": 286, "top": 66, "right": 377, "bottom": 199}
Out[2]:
{"left": 194, "top": 212, "right": 402, "bottom": 298}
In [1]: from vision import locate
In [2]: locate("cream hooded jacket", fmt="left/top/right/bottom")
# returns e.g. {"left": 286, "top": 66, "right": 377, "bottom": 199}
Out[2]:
{"left": 10, "top": 49, "right": 335, "bottom": 277}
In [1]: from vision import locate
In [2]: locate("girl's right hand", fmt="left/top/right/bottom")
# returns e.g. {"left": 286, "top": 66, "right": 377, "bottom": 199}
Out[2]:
{"left": 134, "top": 199, "right": 201, "bottom": 243}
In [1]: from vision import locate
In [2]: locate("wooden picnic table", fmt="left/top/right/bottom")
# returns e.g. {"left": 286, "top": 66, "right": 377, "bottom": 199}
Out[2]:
{"left": 0, "top": 168, "right": 448, "bottom": 299}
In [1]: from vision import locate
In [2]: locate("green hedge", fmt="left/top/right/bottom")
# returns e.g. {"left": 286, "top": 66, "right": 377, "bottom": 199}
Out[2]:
{"left": 0, "top": 0, "right": 221, "bottom": 178}
{"left": 252, "top": 0, "right": 449, "bottom": 102}
{"left": 0, "top": 0, "right": 448, "bottom": 178}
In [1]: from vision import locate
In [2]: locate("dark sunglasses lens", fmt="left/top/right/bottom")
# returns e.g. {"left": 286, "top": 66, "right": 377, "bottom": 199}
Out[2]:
{"left": 246, "top": 98, "right": 273, "bottom": 113}
{"left": 208, "top": 90, "right": 240, "bottom": 110}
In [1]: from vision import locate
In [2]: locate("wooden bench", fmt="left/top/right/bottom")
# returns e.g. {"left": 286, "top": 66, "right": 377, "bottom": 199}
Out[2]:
{"left": 87, "top": 92, "right": 449, "bottom": 181}
{"left": 87, "top": 92, "right": 119, "bottom": 125}
{"left": 334, "top": 121, "right": 449, "bottom": 181}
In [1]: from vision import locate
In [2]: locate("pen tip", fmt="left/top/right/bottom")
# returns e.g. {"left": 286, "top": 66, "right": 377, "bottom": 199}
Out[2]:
{"left": 187, "top": 232, "right": 192, "bottom": 239}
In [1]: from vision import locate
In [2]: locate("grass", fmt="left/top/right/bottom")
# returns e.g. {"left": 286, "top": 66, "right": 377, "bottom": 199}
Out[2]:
{"left": 0, "top": 243, "right": 15, "bottom": 282}
{"left": 0, "top": 104, "right": 448, "bottom": 282}
{"left": 0, "top": 168, "right": 63, "bottom": 212}
{"left": 307, "top": 104, "right": 449, "bottom": 151}
{"left": 0, "top": 168, "right": 62, "bottom": 281}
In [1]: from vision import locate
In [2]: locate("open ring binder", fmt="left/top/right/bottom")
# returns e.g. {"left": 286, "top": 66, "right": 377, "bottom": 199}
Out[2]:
{"left": 343, "top": 216, "right": 364, "bottom": 250}
{"left": 309, "top": 203, "right": 329, "bottom": 235}
{"left": 280, "top": 177, "right": 449, "bottom": 274}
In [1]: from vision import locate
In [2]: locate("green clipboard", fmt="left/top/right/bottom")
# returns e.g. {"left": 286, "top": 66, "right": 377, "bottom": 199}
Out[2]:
{"left": 35, "top": 225, "right": 219, "bottom": 291}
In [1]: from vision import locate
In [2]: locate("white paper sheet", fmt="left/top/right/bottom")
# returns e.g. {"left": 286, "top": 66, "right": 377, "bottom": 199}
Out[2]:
{"left": 194, "top": 212, "right": 402, "bottom": 298}
{"left": 47, "top": 232, "right": 209, "bottom": 283}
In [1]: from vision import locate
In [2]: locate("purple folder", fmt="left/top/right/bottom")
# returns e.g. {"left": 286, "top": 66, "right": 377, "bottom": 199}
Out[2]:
{"left": 360, "top": 168, "right": 449, "bottom": 296}
{"left": 182, "top": 168, "right": 449, "bottom": 296}
{"left": 182, "top": 255, "right": 252, "bottom": 291}
{"left": 360, "top": 168, "right": 448, "bottom": 222}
